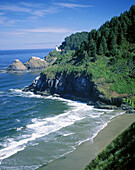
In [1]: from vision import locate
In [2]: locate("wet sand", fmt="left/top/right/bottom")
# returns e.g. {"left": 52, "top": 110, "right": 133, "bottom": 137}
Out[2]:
{"left": 38, "top": 113, "right": 135, "bottom": 170}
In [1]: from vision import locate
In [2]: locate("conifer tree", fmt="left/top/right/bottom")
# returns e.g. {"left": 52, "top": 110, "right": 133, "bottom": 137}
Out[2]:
{"left": 88, "top": 39, "right": 97, "bottom": 61}
{"left": 101, "top": 36, "right": 108, "bottom": 53}
{"left": 98, "top": 43, "right": 104, "bottom": 55}
{"left": 109, "top": 31, "right": 117, "bottom": 51}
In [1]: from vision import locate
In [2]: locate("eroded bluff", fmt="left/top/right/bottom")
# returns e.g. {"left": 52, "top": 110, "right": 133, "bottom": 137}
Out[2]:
{"left": 24, "top": 72, "right": 100, "bottom": 102}
{"left": 23, "top": 72, "right": 124, "bottom": 109}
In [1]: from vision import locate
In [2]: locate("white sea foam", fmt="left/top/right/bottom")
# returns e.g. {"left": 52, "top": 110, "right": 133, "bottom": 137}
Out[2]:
{"left": 30, "top": 142, "right": 39, "bottom": 146}
{"left": 63, "top": 133, "right": 75, "bottom": 137}
{"left": 0, "top": 91, "right": 4, "bottom": 94}
{"left": 16, "top": 127, "right": 23, "bottom": 131}
{"left": 89, "top": 112, "right": 105, "bottom": 118}
{"left": 1, "top": 89, "right": 125, "bottom": 165}
{"left": 16, "top": 119, "right": 21, "bottom": 123}
{"left": 91, "top": 122, "right": 108, "bottom": 143}
{"left": 10, "top": 89, "right": 44, "bottom": 99}
{"left": 0, "top": 94, "right": 93, "bottom": 162}
{"left": 10, "top": 89, "right": 93, "bottom": 109}
{"left": 94, "top": 108, "right": 113, "bottom": 112}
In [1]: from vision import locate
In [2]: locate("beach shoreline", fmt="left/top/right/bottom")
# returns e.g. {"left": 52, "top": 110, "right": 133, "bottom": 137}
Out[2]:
{"left": 38, "top": 113, "right": 135, "bottom": 170}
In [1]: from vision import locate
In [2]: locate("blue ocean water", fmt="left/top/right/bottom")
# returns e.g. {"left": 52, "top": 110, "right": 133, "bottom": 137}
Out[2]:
{"left": 0, "top": 49, "right": 124, "bottom": 169}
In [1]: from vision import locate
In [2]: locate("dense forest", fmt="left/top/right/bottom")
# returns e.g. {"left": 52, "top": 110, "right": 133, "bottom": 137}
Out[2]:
{"left": 75, "top": 5, "right": 135, "bottom": 68}
{"left": 43, "top": 5, "right": 135, "bottom": 107}
{"left": 59, "top": 31, "right": 89, "bottom": 50}
{"left": 84, "top": 122, "right": 135, "bottom": 170}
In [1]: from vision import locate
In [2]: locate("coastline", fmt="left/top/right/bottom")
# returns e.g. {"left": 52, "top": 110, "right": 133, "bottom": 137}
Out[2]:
{"left": 38, "top": 113, "right": 135, "bottom": 170}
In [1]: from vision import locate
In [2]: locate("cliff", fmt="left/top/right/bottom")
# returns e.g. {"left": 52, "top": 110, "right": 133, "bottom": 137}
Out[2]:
{"left": 6, "top": 56, "right": 48, "bottom": 73}
{"left": 23, "top": 71, "right": 124, "bottom": 110}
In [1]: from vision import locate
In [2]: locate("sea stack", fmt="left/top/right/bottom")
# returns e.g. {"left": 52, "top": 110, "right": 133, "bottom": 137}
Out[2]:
{"left": 24, "top": 56, "right": 48, "bottom": 70}
{"left": 6, "top": 59, "right": 27, "bottom": 72}
{"left": 6, "top": 56, "right": 49, "bottom": 73}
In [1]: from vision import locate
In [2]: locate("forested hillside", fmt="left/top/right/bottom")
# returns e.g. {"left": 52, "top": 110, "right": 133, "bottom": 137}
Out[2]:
{"left": 42, "top": 5, "right": 135, "bottom": 107}
{"left": 59, "top": 31, "right": 89, "bottom": 50}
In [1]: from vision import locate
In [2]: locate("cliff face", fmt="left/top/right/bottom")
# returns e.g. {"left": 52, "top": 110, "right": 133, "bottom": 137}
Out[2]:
{"left": 24, "top": 72, "right": 113, "bottom": 104}
{"left": 24, "top": 72, "right": 124, "bottom": 109}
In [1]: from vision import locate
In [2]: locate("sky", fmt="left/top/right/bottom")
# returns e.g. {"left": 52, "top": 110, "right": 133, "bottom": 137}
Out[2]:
{"left": 0, "top": 0, "right": 134, "bottom": 50}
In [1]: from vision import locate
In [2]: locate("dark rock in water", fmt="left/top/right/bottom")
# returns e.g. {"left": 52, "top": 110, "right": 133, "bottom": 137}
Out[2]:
{"left": 24, "top": 56, "right": 48, "bottom": 70}
{"left": 126, "top": 109, "right": 135, "bottom": 114}
{"left": 6, "top": 59, "right": 27, "bottom": 72}
{"left": 121, "top": 104, "right": 133, "bottom": 110}
{"left": 94, "top": 104, "right": 119, "bottom": 110}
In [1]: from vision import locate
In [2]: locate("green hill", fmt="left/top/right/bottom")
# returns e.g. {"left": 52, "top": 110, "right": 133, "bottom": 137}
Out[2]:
{"left": 42, "top": 5, "right": 135, "bottom": 108}
{"left": 24, "top": 5, "right": 135, "bottom": 109}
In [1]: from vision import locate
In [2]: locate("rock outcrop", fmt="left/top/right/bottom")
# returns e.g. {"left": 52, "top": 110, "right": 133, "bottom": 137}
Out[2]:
{"left": 6, "top": 59, "right": 27, "bottom": 72}
{"left": 6, "top": 56, "right": 49, "bottom": 73}
{"left": 23, "top": 72, "right": 122, "bottom": 108}
{"left": 24, "top": 57, "right": 48, "bottom": 70}
{"left": 23, "top": 71, "right": 131, "bottom": 110}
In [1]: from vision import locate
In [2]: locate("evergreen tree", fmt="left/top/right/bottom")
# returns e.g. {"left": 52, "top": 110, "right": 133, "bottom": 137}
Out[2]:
{"left": 60, "top": 32, "right": 89, "bottom": 50}
{"left": 88, "top": 39, "right": 97, "bottom": 61}
{"left": 119, "top": 14, "right": 128, "bottom": 39}
{"left": 109, "top": 31, "right": 117, "bottom": 51}
{"left": 88, "top": 29, "right": 97, "bottom": 41}
{"left": 101, "top": 36, "right": 108, "bottom": 53}
{"left": 98, "top": 43, "right": 104, "bottom": 55}
{"left": 128, "top": 5, "right": 135, "bottom": 43}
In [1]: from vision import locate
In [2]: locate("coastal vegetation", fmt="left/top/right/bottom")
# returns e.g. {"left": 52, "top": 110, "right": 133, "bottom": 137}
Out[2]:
{"left": 59, "top": 31, "right": 89, "bottom": 51}
{"left": 42, "top": 5, "right": 135, "bottom": 107}
{"left": 23, "top": 6, "right": 135, "bottom": 168}
{"left": 84, "top": 122, "right": 135, "bottom": 170}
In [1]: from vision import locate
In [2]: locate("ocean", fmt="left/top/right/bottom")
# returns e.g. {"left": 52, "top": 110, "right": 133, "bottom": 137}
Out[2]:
{"left": 0, "top": 49, "right": 124, "bottom": 169}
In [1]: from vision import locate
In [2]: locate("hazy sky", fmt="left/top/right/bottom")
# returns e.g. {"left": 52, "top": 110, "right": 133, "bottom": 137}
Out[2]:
{"left": 0, "top": 0, "right": 134, "bottom": 50}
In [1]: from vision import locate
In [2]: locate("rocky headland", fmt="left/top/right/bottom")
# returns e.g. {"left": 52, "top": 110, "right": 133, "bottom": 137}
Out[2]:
{"left": 6, "top": 56, "right": 49, "bottom": 73}
{"left": 23, "top": 5, "right": 135, "bottom": 113}
{"left": 23, "top": 71, "right": 135, "bottom": 113}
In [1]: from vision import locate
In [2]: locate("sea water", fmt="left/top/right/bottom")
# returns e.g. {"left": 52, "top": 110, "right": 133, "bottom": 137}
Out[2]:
{"left": 0, "top": 49, "right": 124, "bottom": 169}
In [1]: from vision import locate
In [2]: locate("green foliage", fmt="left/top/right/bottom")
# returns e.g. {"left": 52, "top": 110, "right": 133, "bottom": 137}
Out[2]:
{"left": 42, "top": 5, "right": 135, "bottom": 99}
{"left": 84, "top": 122, "right": 135, "bottom": 170}
{"left": 41, "top": 8, "right": 135, "bottom": 169}
{"left": 123, "top": 97, "right": 135, "bottom": 108}
{"left": 45, "top": 50, "right": 62, "bottom": 63}
{"left": 73, "top": 5, "right": 135, "bottom": 96}
{"left": 59, "top": 32, "right": 89, "bottom": 50}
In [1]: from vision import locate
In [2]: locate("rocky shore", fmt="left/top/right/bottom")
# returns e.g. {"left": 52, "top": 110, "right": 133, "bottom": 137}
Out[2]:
{"left": 23, "top": 72, "right": 135, "bottom": 113}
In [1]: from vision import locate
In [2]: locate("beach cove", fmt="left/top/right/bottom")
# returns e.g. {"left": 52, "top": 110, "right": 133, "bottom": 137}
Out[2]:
{"left": 38, "top": 113, "right": 135, "bottom": 170}
{"left": 1, "top": 49, "right": 133, "bottom": 169}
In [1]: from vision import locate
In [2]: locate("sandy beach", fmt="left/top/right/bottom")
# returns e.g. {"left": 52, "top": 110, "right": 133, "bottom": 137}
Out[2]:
{"left": 38, "top": 113, "right": 135, "bottom": 170}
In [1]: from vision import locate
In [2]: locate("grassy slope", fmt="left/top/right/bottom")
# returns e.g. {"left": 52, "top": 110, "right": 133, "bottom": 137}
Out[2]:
{"left": 42, "top": 49, "right": 135, "bottom": 106}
